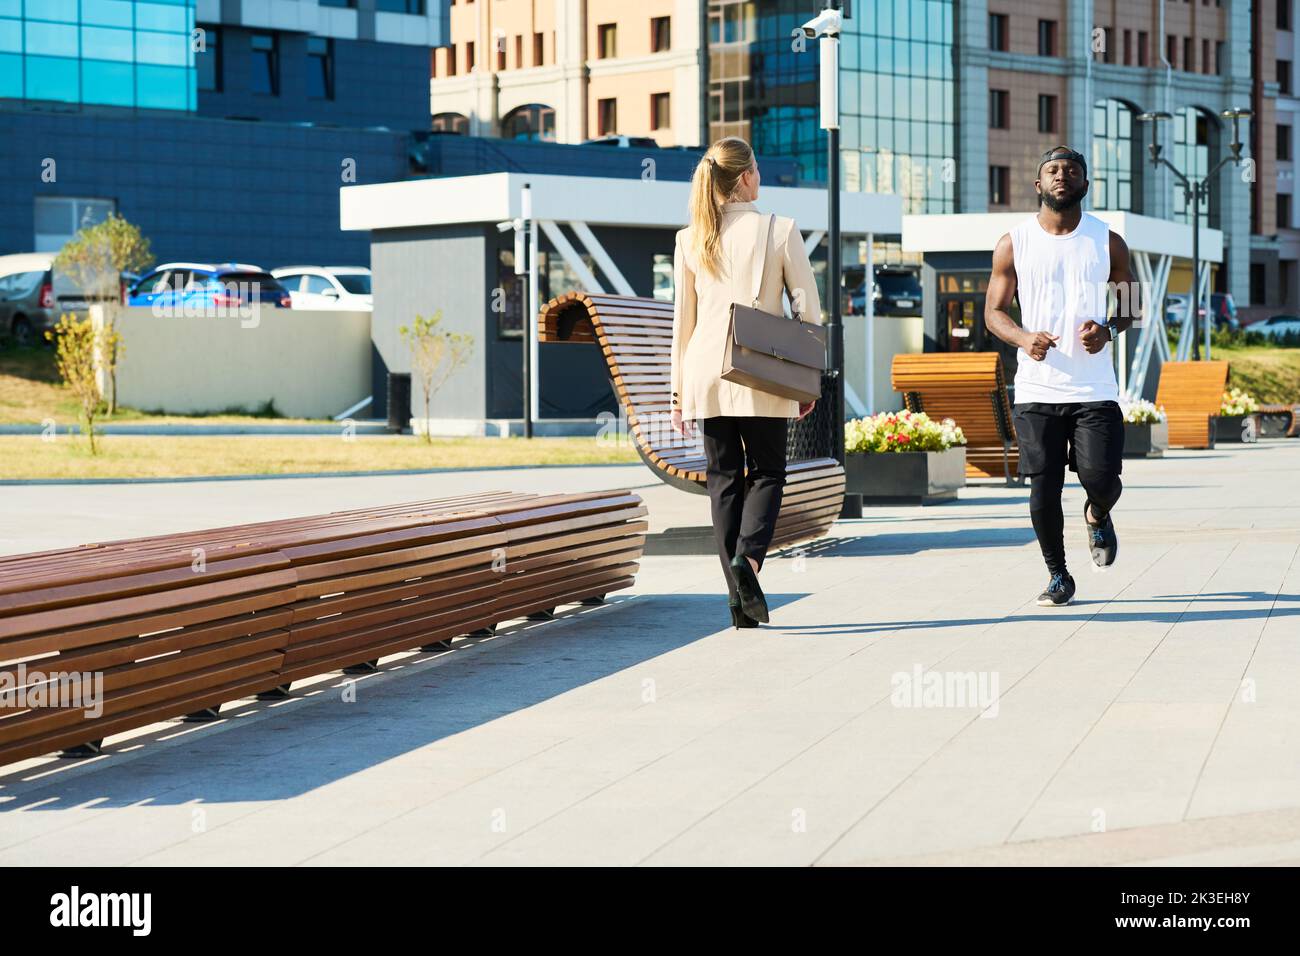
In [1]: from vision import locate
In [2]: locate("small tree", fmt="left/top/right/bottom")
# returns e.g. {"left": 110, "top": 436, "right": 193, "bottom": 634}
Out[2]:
{"left": 45, "top": 314, "right": 107, "bottom": 454}
{"left": 398, "top": 311, "right": 474, "bottom": 443}
{"left": 53, "top": 212, "right": 153, "bottom": 415}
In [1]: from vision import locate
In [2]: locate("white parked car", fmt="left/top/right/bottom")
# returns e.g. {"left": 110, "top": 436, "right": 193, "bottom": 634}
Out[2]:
{"left": 271, "top": 266, "right": 372, "bottom": 311}
{"left": 1256, "top": 314, "right": 1300, "bottom": 339}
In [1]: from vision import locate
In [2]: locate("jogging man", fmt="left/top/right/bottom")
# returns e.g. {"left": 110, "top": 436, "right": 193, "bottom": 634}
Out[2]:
{"left": 985, "top": 145, "right": 1138, "bottom": 607}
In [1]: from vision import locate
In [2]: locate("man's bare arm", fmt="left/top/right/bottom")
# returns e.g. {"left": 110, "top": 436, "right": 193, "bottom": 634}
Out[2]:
{"left": 986, "top": 233, "right": 1057, "bottom": 361}
{"left": 1107, "top": 230, "right": 1136, "bottom": 334}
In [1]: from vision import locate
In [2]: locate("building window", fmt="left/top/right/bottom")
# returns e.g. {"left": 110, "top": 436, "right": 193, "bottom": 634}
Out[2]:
{"left": 651, "top": 16, "right": 671, "bottom": 53}
{"left": 34, "top": 197, "right": 115, "bottom": 253}
{"left": 502, "top": 103, "right": 555, "bottom": 141}
{"left": 466, "top": 40, "right": 475, "bottom": 72}
{"left": 1183, "top": 37, "right": 1192, "bottom": 72}
{"left": 989, "top": 14, "right": 1008, "bottom": 52}
{"left": 1281, "top": 59, "right": 1294, "bottom": 95}
{"left": 1281, "top": 124, "right": 1294, "bottom": 161}
{"left": 496, "top": 36, "right": 506, "bottom": 70}
{"left": 1038, "top": 94, "right": 1057, "bottom": 134}
{"left": 1284, "top": 260, "right": 1295, "bottom": 304}
{"left": 197, "top": 26, "right": 221, "bottom": 93}
{"left": 1137, "top": 31, "right": 1148, "bottom": 67}
{"left": 251, "top": 33, "right": 278, "bottom": 95}
{"left": 1122, "top": 29, "right": 1132, "bottom": 66}
{"left": 1172, "top": 107, "right": 1216, "bottom": 226}
{"left": 431, "top": 112, "right": 469, "bottom": 134}
{"left": 1037, "top": 20, "right": 1057, "bottom": 57}
{"left": 1282, "top": 0, "right": 1293, "bottom": 31}
{"left": 989, "top": 165, "right": 1010, "bottom": 206}
{"left": 375, "top": 0, "right": 425, "bottom": 12}
{"left": 597, "top": 23, "right": 617, "bottom": 59}
{"left": 1215, "top": 41, "right": 1225, "bottom": 75}
{"left": 990, "top": 89, "right": 1009, "bottom": 129}
{"left": 307, "top": 37, "right": 333, "bottom": 99}
{"left": 597, "top": 97, "right": 617, "bottom": 135}
{"left": 1282, "top": 193, "right": 1294, "bottom": 229}
{"left": 1201, "top": 38, "right": 1210, "bottom": 74}
{"left": 515, "top": 34, "right": 522, "bottom": 68}
{"left": 1101, "top": 27, "right": 1114, "bottom": 64}
{"left": 1166, "top": 35, "right": 1177, "bottom": 69}
{"left": 1093, "top": 98, "right": 1140, "bottom": 212}
{"left": 651, "top": 91, "right": 670, "bottom": 130}
{"left": 534, "top": 32, "right": 544, "bottom": 65}
{"left": 445, "top": 45, "right": 457, "bottom": 76}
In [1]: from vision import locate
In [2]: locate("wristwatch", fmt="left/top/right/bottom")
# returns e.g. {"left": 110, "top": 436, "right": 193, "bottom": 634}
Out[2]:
{"left": 1104, "top": 321, "right": 1120, "bottom": 342}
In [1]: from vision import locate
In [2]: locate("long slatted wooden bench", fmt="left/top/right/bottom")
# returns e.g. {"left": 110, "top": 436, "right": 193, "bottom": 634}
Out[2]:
{"left": 0, "top": 489, "right": 646, "bottom": 767}
{"left": 536, "top": 291, "right": 845, "bottom": 551}
{"left": 1155, "top": 360, "right": 1229, "bottom": 449}
{"left": 891, "top": 352, "right": 1021, "bottom": 483}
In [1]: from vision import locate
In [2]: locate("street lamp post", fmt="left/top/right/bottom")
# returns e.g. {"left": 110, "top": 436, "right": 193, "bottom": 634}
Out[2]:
{"left": 805, "top": 3, "right": 845, "bottom": 477}
{"left": 1136, "top": 108, "right": 1252, "bottom": 362}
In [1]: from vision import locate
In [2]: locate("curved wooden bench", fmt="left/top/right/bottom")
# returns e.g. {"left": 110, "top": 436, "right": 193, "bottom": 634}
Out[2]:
{"left": 891, "top": 352, "right": 1021, "bottom": 483}
{"left": 1155, "top": 360, "right": 1229, "bottom": 449}
{"left": 0, "top": 489, "right": 646, "bottom": 766}
{"left": 537, "top": 291, "right": 845, "bottom": 551}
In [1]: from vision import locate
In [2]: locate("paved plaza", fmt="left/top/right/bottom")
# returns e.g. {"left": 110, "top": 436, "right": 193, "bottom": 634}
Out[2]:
{"left": 1, "top": 442, "right": 1297, "bottom": 865}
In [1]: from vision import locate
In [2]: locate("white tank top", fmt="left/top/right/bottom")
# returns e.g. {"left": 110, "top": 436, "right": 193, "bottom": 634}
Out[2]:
{"left": 1008, "top": 212, "right": 1118, "bottom": 404}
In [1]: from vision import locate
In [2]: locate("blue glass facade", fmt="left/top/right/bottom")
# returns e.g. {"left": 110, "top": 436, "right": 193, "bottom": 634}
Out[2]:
{"left": 0, "top": 0, "right": 196, "bottom": 110}
{"left": 841, "top": 0, "right": 955, "bottom": 214}
{"left": 707, "top": 0, "right": 955, "bottom": 215}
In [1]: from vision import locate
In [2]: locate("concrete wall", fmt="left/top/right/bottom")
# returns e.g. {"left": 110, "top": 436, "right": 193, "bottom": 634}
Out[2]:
{"left": 95, "top": 305, "right": 370, "bottom": 419}
{"left": 843, "top": 313, "right": 925, "bottom": 415}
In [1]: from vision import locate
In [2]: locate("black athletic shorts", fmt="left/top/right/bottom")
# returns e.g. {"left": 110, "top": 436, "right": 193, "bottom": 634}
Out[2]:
{"left": 1011, "top": 401, "right": 1125, "bottom": 478}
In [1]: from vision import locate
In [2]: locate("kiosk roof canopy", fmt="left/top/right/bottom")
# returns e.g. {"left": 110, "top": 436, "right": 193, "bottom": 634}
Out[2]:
{"left": 342, "top": 172, "right": 903, "bottom": 236}
{"left": 901, "top": 211, "right": 1223, "bottom": 263}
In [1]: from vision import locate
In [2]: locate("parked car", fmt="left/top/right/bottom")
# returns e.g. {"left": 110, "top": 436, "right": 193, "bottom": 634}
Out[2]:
{"left": 1257, "top": 314, "right": 1300, "bottom": 339}
{"left": 0, "top": 253, "right": 56, "bottom": 346}
{"left": 580, "top": 135, "right": 660, "bottom": 148}
{"left": 1164, "top": 292, "right": 1239, "bottom": 331}
{"left": 271, "top": 266, "right": 373, "bottom": 311}
{"left": 849, "top": 267, "right": 923, "bottom": 316}
{"left": 126, "top": 263, "right": 291, "bottom": 310}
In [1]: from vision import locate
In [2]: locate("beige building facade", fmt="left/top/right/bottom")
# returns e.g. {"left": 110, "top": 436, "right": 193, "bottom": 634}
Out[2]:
{"left": 430, "top": 0, "right": 704, "bottom": 147}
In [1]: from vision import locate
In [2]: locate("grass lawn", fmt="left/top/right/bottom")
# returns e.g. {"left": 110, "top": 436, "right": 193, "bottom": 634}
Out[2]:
{"left": 1212, "top": 345, "right": 1300, "bottom": 404}
{"left": 0, "top": 434, "right": 641, "bottom": 480}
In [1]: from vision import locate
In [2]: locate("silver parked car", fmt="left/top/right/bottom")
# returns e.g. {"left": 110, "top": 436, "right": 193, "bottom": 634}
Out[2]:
{"left": 0, "top": 253, "right": 57, "bottom": 346}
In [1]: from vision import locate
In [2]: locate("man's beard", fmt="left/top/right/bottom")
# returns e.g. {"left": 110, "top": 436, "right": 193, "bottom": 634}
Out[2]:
{"left": 1039, "top": 183, "right": 1088, "bottom": 212}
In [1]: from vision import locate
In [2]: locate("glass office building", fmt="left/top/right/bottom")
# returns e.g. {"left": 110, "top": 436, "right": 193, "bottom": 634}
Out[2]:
{"left": 0, "top": 0, "right": 196, "bottom": 110}
{"left": 707, "top": 0, "right": 955, "bottom": 214}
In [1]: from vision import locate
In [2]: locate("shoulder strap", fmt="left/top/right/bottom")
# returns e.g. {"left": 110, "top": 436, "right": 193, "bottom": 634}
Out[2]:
{"left": 749, "top": 213, "right": 776, "bottom": 308}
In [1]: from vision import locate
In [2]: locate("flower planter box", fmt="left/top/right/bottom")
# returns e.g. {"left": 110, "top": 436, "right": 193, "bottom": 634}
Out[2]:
{"left": 1213, "top": 413, "right": 1261, "bottom": 444}
{"left": 844, "top": 447, "right": 966, "bottom": 505}
{"left": 1122, "top": 421, "right": 1168, "bottom": 459}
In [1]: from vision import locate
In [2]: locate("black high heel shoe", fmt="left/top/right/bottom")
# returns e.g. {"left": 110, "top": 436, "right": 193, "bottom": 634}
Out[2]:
{"left": 728, "top": 598, "right": 760, "bottom": 629}
{"left": 729, "top": 554, "right": 770, "bottom": 623}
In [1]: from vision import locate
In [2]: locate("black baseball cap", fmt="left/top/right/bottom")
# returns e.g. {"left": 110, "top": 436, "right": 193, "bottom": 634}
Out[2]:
{"left": 1037, "top": 146, "right": 1087, "bottom": 179}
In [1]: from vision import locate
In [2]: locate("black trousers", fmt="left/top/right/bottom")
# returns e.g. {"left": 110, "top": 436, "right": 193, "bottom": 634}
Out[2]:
{"left": 1012, "top": 401, "right": 1125, "bottom": 576}
{"left": 698, "top": 416, "right": 788, "bottom": 600}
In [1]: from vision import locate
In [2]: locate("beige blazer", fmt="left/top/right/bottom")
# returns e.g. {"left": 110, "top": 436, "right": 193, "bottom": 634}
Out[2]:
{"left": 671, "top": 201, "right": 823, "bottom": 420}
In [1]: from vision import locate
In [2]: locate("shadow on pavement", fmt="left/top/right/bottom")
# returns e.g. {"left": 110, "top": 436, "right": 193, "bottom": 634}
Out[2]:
{"left": 0, "top": 593, "right": 731, "bottom": 809}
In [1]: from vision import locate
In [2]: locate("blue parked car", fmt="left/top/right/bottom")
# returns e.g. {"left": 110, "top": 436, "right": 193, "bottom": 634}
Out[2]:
{"left": 126, "top": 262, "right": 291, "bottom": 311}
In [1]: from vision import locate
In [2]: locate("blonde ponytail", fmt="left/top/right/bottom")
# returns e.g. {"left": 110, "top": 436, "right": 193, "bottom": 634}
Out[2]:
{"left": 687, "top": 136, "right": 755, "bottom": 281}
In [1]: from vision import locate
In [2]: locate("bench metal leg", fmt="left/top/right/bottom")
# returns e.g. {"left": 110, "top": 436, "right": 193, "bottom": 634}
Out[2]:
{"left": 420, "top": 638, "right": 455, "bottom": 651}
{"left": 527, "top": 607, "right": 556, "bottom": 620}
{"left": 342, "top": 659, "right": 379, "bottom": 674}
{"left": 183, "top": 706, "right": 222, "bottom": 722}
{"left": 580, "top": 594, "right": 607, "bottom": 605}
{"left": 468, "top": 624, "right": 496, "bottom": 636}
{"left": 255, "top": 683, "right": 292, "bottom": 700}
{"left": 59, "top": 739, "right": 104, "bottom": 758}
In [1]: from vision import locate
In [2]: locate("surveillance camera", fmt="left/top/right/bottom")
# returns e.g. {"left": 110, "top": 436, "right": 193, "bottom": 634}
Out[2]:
{"left": 801, "top": 8, "right": 842, "bottom": 38}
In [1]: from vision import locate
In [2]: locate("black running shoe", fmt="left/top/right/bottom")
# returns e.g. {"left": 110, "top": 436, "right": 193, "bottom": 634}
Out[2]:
{"left": 1036, "top": 571, "right": 1076, "bottom": 607}
{"left": 1085, "top": 502, "right": 1118, "bottom": 567}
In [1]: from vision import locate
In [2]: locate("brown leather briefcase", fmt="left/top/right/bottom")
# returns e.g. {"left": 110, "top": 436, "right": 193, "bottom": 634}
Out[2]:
{"left": 721, "top": 213, "right": 827, "bottom": 404}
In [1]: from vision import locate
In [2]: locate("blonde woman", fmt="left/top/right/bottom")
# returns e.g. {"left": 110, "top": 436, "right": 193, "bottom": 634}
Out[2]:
{"left": 670, "top": 136, "right": 822, "bottom": 629}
